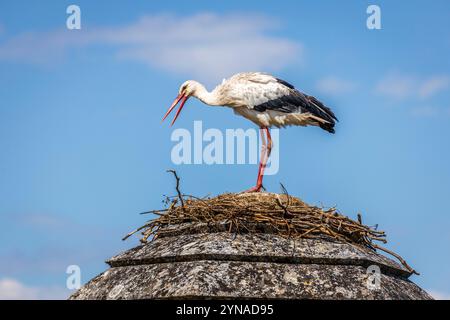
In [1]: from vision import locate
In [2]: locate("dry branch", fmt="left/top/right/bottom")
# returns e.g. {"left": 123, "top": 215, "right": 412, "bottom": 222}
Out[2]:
{"left": 167, "top": 169, "right": 184, "bottom": 208}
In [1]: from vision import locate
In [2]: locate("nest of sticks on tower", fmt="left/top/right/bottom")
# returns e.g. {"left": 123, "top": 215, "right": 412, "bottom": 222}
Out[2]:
{"left": 124, "top": 170, "right": 418, "bottom": 275}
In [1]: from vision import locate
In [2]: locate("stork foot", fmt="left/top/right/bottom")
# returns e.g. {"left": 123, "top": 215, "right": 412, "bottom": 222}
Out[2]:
{"left": 242, "top": 184, "right": 263, "bottom": 193}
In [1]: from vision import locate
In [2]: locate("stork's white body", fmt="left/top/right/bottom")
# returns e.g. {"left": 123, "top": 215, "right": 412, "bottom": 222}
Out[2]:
{"left": 233, "top": 106, "right": 315, "bottom": 128}
{"left": 190, "top": 72, "right": 337, "bottom": 132}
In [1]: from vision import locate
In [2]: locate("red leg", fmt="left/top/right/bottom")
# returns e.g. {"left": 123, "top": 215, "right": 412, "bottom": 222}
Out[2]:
{"left": 244, "top": 127, "right": 271, "bottom": 193}
{"left": 256, "top": 128, "right": 272, "bottom": 188}
{"left": 255, "top": 128, "right": 266, "bottom": 182}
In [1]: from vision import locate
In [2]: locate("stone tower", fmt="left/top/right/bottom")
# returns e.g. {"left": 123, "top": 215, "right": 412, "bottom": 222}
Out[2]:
{"left": 70, "top": 220, "right": 432, "bottom": 299}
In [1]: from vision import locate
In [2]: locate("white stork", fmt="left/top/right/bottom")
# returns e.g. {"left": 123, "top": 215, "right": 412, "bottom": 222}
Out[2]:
{"left": 162, "top": 72, "right": 338, "bottom": 192}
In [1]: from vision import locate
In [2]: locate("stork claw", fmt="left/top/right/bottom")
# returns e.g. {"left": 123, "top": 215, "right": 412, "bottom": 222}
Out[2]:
{"left": 242, "top": 185, "right": 263, "bottom": 193}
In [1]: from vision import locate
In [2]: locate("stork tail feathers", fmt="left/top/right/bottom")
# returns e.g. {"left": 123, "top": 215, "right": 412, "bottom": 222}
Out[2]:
{"left": 305, "top": 95, "right": 338, "bottom": 134}
{"left": 319, "top": 122, "right": 336, "bottom": 134}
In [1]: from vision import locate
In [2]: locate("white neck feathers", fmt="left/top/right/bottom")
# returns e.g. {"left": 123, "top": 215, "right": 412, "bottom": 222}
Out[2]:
{"left": 192, "top": 83, "right": 222, "bottom": 106}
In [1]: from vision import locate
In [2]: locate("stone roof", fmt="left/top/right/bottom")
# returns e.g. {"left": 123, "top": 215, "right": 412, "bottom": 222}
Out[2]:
{"left": 70, "top": 221, "right": 432, "bottom": 300}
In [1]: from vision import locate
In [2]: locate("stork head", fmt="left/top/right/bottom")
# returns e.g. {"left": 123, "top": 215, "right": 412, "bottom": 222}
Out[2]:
{"left": 162, "top": 80, "right": 200, "bottom": 126}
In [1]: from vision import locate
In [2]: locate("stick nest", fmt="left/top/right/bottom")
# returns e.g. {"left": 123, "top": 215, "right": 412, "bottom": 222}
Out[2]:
{"left": 124, "top": 190, "right": 418, "bottom": 275}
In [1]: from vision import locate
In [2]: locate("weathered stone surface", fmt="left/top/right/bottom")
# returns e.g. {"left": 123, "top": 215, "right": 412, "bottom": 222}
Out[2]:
{"left": 70, "top": 261, "right": 430, "bottom": 300}
{"left": 70, "top": 223, "right": 433, "bottom": 300}
{"left": 107, "top": 232, "right": 410, "bottom": 277}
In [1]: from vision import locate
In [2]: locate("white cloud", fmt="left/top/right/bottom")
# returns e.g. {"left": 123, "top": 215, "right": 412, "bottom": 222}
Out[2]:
{"left": 410, "top": 105, "right": 450, "bottom": 117}
{"left": 17, "top": 213, "right": 68, "bottom": 229}
{"left": 0, "top": 13, "right": 302, "bottom": 82}
{"left": 316, "top": 76, "right": 356, "bottom": 95}
{"left": 375, "top": 73, "right": 417, "bottom": 100}
{"left": 428, "top": 289, "right": 450, "bottom": 300}
{"left": 0, "top": 278, "right": 68, "bottom": 300}
{"left": 376, "top": 72, "right": 449, "bottom": 100}
{"left": 419, "top": 76, "right": 450, "bottom": 98}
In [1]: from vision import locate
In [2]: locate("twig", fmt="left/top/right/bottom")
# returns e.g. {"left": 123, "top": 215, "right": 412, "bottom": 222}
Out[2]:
{"left": 167, "top": 169, "right": 184, "bottom": 208}
{"left": 372, "top": 244, "right": 419, "bottom": 275}
{"left": 122, "top": 223, "right": 150, "bottom": 241}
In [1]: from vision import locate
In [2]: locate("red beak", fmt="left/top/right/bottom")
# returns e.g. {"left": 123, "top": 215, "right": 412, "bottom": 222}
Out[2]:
{"left": 162, "top": 93, "right": 189, "bottom": 126}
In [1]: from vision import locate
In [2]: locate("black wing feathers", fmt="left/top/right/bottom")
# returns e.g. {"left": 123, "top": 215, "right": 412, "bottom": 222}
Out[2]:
{"left": 254, "top": 78, "right": 338, "bottom": 133}
{"left": 254, "top": 91, "right": 337, "bottom": 123}
{"left": 275, "top": 78, "right": 295, "bottom": 89}
{"left": 305, "top": 95, "right": 338, "bottom": 123}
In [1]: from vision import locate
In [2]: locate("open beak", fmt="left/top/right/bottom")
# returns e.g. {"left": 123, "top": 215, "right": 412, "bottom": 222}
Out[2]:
{"left": 162, "top": 93, "right": 189, "bottom": 126}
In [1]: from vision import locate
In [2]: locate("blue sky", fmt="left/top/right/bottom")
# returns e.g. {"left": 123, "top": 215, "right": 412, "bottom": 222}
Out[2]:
{"left": 0, "top": 0, "right": 449, "bottom": 299}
